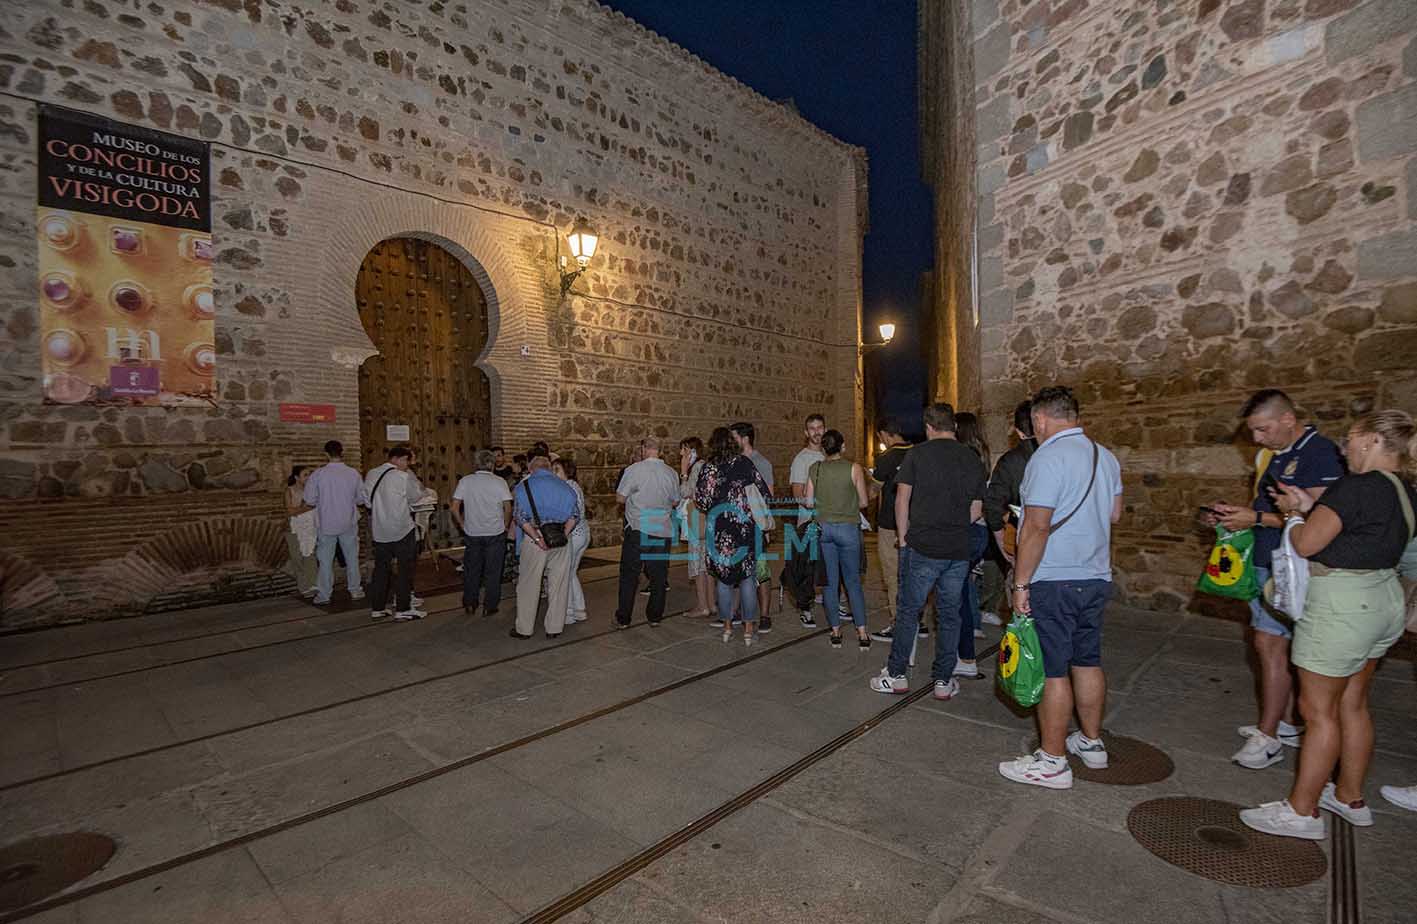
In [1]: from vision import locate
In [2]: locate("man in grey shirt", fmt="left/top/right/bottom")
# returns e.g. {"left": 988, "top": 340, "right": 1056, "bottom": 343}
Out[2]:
{"left": 614, "top": 437, "right": 681, "bottom": 628}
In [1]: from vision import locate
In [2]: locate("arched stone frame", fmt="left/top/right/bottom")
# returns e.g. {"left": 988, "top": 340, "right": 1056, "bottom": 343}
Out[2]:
{"left": 309, "top": 190, "right": 562, "bottom": 454}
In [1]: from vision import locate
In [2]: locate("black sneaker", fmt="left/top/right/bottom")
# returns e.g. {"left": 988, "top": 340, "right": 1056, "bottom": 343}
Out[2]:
{"left": 758, "top": 616, "right": 773, "bottom": 634}
{"left": 869, "top": 625, "right": 894, "bottom": 642}
{"left": 508, "top": 628, "right": 533, "bottom": 639}
{"left": 614, "top": 620, "right": 631, "bottom": 630}
{"left": 918, "top": 625, "right": 930, "bottom": 638}
{"left": 799, "top": 609, "right": 817, "bottom": 628}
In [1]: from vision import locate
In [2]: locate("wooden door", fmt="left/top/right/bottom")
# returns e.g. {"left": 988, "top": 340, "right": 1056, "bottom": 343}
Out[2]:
{"left": 356, "top": 238, "right": 491, "bottom": 549}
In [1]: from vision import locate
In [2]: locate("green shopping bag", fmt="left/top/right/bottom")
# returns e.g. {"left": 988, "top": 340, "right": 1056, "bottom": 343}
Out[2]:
{"left": 1197, "top": 526, "right": 1259, "bottom": 601}
{"left": 997, "top": 612, "right": 1045, "bottom": 708}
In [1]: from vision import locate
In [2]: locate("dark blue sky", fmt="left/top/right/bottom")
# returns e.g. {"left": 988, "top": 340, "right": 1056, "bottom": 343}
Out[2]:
{"left": 607, "top": 0, "right": 930, "bottom": 418}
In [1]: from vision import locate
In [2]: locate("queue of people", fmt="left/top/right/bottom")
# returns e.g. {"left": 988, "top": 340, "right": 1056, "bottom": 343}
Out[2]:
{"left": 278, "top": 389, "right": 1416, "bottom": 835}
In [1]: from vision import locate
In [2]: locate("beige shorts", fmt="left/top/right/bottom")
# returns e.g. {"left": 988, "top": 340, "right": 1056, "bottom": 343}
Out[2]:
{"left": 1292, "top": 569, "right": 1405, "bottom": 678}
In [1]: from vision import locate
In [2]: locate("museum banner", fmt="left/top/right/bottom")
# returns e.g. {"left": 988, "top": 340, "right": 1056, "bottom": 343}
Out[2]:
{"left": 36, "top": 104, "right": 214, "bottom": 405}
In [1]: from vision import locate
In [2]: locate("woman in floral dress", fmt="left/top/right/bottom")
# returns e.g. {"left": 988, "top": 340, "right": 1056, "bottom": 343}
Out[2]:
{"left": 695, "top": 427, "right": 771, "bottom": 645}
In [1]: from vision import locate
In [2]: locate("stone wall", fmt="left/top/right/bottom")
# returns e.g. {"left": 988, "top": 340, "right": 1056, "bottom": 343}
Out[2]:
{"left": 0, "top": 0, "right": 866, "bottom": 627}
{"left": 925, "top": 0, "right": 1417, "bottom": 607}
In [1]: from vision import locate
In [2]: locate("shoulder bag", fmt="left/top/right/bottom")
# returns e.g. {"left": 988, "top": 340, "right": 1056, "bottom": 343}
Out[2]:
{"left": 1376, "top": 470, "right": 1417, "bottom": 632}
{"left": 525, "top": 479, "right": 569, "bottom": 549}
{"left": 1047, "top": 439, "right": 1100, "bottom": 535}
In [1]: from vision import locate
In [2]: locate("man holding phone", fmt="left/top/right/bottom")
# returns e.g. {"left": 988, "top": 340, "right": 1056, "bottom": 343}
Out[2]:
{"left": 1208, "top": 389, "right": 1343, "bottom": 770}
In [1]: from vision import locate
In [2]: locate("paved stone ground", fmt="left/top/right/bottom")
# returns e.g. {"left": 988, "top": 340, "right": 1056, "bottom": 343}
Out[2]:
{"left": 1, "top": 539, "right": 1414, "bottom": 923}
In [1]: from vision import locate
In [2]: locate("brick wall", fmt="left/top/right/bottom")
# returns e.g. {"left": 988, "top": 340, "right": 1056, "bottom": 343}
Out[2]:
{"left": 0, "top": 0, "right": 866, "bottom": 627}
{"left": 924, "top": 0, "right": 1417, "bottom": 608}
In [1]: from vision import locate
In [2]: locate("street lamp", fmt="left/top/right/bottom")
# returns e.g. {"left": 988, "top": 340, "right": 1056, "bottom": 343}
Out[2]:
{"left": 558, "top": 217, "right": 599, "bottom": 297}
{"left": 861, "top": 321, "right": 895, "bottom": 353}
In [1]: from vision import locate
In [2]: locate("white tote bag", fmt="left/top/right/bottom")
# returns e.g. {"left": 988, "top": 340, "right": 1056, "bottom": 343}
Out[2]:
{"left": 1265, "top": 517, "right": 1309, "bottom": 621}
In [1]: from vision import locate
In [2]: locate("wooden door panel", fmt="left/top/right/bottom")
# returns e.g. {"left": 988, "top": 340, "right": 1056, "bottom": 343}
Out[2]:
{"left": 357, "top": 239, "right": 491, "bottom": 549}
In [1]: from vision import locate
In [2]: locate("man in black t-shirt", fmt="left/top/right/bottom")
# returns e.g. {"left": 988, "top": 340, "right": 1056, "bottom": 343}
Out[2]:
{"left": 868, "top": 403, "right": 986, "bottom": 701}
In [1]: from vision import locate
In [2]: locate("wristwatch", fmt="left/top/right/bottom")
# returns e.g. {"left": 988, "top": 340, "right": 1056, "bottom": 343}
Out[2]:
{"left": 1254, "top": 510, "right": 1262, "bottom": 528}
{"left": 1011, "top": 583, "right": 1030, "bottom": 591}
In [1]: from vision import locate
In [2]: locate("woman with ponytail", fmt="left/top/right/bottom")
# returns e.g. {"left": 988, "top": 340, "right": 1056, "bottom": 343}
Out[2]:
{"left": 1241, "top": 410, "right": 1417, "bottom": 840}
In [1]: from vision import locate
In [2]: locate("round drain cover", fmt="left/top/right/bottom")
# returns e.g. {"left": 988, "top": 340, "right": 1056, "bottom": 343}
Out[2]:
{"left": 1127, "top": 797, "right": 1325, "bottom": 888}
{"left": 1069, "top": 733, "right": 1174, "bottom": 784}
{"left": 0, "top": 832, "right": 116, "bottom": 913}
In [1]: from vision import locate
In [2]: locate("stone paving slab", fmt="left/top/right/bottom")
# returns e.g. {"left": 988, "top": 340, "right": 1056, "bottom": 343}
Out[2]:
{"left": 3, "top": 546, "right": 1415, "bottom": 922}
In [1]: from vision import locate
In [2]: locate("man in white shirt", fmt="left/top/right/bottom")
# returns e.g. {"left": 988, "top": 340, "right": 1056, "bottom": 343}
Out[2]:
{"left": 451, "top": 449, "right": 513, "bottom": 618}
{"left": 363, "top": 445, "right": 427, "bottom": 621}
{"left": 783, "top": 414, "right": 827, "bottom": 625}
{"left": 614, "top": 437, "right": 682, "bottom": 628}
{"left": 303, "top": 439, "right": 366, "bottom": 605}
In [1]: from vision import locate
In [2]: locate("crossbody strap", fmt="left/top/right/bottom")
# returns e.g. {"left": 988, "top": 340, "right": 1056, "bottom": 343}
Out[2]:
{"left": 370, "top": 467, "right": 393, "bottom": 506}
{"left": 524, "top": 479, "right": 544, "bottom": 527}
{"left": 1049, "top": 439, "right": 1100, "bottom": 535}
{"left": 1377, "top": 470, "right": 1416, "bottom": 541}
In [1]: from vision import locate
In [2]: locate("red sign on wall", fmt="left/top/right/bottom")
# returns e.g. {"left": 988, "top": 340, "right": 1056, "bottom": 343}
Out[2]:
{"left": 279, "top": 403, "right": 336, "bottom": 423}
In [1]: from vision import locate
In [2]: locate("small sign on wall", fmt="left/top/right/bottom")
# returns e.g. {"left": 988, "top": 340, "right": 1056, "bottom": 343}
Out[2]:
{"left": 279, "top": 403, "right": 336, "bottom": 423}
{"left": 385, "top": 424, "right": 410, "bottom": 441}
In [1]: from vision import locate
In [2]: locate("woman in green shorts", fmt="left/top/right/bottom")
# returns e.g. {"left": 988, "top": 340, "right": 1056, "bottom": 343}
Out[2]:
{"left": 1241, "top": 410, "right": 1417, "bottom": 840}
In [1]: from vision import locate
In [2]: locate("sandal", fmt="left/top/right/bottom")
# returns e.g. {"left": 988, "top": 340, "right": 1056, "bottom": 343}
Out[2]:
{"left": 830, "top": 629, "right": 843, "bottom": 648}
{"left": 857, "top": 633, "right": 871, "bottom": 650}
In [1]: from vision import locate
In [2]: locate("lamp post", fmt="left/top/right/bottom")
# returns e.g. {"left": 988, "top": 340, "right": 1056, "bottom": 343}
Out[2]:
{"left": 861, "top": 321, "right": 894, "bottom": 466}
{"left": 558, "top": 217, "right": 599, "bottom": 298}
{"left": 860, "top": 321, "right": 895, "bottom": 354}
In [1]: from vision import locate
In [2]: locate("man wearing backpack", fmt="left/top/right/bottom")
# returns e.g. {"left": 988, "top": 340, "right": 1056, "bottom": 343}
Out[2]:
{"left": 363, "top": 445, "right": 428, "bottom": 621}
{"left": 998, "top": 387, "right": 1123, "bottom": 790}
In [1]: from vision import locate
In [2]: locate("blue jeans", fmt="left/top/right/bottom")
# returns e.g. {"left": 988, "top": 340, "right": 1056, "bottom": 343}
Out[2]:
{"left": 820, "top": 521, "right": 868, "bottom": 629}
{"left": 887, "top": 547, "right": 968, "bottom": 680}
{"left": 314, "top": 530, "right": 361, "bottom": 602}
{"left": 716, "top": 575, "right": 759, "bottom": 624}
{"left": 957, "top": 523, "right": 989, "bottom": 660}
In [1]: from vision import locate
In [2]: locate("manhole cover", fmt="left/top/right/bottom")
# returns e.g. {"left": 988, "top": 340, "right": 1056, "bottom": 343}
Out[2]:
{"left": 0, "top": 832, "right": 116, "bottom": 913}
{"left": 1127, "top": 797, "right": 1326, "bottom": 888}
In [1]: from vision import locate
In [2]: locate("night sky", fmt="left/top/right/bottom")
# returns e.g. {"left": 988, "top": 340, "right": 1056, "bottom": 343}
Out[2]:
{"left": 605, "top": 0, "right": 931, "bottom": 423}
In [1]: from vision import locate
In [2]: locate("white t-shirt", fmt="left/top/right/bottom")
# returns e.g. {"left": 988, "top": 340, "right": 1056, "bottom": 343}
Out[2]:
{"left": 363, "top": 463, "right": 425, "bottom": 543}
{"left": 452, "top": 470, "right": 513, "bottom": 537}
{"left": 789, "top": 447, "right": 826, "bottom": 525}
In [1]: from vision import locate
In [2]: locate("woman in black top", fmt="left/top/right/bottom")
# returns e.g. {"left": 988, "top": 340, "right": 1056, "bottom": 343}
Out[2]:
{"left": 1241, "top": 410, "right": 1417, "bottom": 841}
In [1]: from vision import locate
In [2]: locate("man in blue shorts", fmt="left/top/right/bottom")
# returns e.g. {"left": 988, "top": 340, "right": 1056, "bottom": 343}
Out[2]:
{"left": 1210, "top": 389, "right": 1343, "bottom": 770}
{"left": 998, "top": 387, "right": 1123, "bottom": 790}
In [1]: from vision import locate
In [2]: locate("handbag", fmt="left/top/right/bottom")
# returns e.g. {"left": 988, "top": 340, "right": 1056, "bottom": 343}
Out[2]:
{"left": 1197, "top": 526, "right": 1260, "bottom": 600}
{"left": 997, "top": 611, "right": 1045, "bottom": 708}
{"left": 1264, "top": 517, "right": 1309, "bottom": 620}
{"left": 524, "top": 479, "right": 569, "bottom": 549}
{"left": 1376, "top": 470, "right": 1417, "bottom": 632}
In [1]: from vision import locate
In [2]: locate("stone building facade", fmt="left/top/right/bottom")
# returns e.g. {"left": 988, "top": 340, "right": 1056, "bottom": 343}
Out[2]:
{"left": 922, "top": 0, "right": 1417, "bottom": 607}
{"left": 0, "top": 0, "right": 866, "bottom": 627}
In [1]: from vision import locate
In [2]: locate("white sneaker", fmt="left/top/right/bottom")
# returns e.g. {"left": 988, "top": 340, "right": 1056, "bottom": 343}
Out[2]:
{"left": 1380, "top": 784, "right": 1417, "bottom": 812}
{"left": 370, "top": 609, "right": 391, "bottom": 620}
{"left": 980, "top": 611, "right": 1003, "bottom": 626}
{"left": 973, "top": 628, "right": 985, "bottom": 638}
{"left": 1319, "top": 783, "right": 1374, "bottom": 826}
{"left": 350, "top": 588, "right": 366, "bottom": 601}
{"left": 933, "top": 678, "right": 960, "bottom": 700}
{"left": 869, "top": 667, "right": 908, "bottom": 694}
{"left": 998, "top": 749, "right": 1073, "bottom": 789}
{"left": 1237, "top": 721, "right": 1303, "bottom": 748}
{"left": 952, "top": 659, "right": 979, "bottom": 678}
{"left": 410, "top": 594, "right": 425, "bottom": 607}
{"left": 1232, "top": 731, "right": 1285, "bottom": 769}
{"left": 1239, "top": 800, "right": 1324, "bottom": 840}
{"left": 392, "top": 608, "right": 427, "bottom": 621}
{"left": 1066, "top": 730, "right": 1109, "bottom": 769}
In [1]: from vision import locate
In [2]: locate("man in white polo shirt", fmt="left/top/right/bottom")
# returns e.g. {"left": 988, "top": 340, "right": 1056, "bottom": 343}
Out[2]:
{"left": 998, "top": 386, "right": 1123, "bottom": 790}
{"left": 614, "top": 437, "right": 681, "bottom": 628}
{"left": 451, "top": 449, "right": 513, "bottom": 618}
{"left": 363, "top": 445, "right": 428, "bottom": 622}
